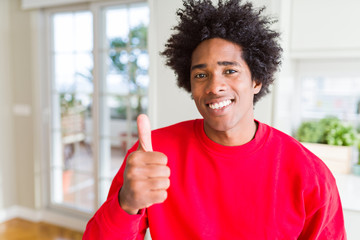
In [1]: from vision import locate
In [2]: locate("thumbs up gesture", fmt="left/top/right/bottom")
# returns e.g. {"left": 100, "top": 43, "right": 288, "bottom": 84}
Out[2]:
{"left": 119, "top": 114, "right": 170, "bottom": 215}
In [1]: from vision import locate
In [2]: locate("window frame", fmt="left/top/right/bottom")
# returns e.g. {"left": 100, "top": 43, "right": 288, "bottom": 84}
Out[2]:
{"left": 43, "top": 0, "right": 150, "bottom": 218}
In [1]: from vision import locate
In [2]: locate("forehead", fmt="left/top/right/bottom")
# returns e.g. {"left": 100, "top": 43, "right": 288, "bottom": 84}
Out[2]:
{"left": 191, "top": 38, "right": 243, "bottom": 64}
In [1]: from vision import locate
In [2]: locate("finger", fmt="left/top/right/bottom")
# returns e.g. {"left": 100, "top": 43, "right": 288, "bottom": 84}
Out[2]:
{"left": 141, "top": 165, "right": 171, "bottom": 178}
{"left": 127, "top": 152, "right": 168, "bottom": 167}
{"left": 124, "top": 163, "right": 170, "bottom": 180}
{"left": 147, "top": 190, "right": 168, "bottom": 206}
{"left": 139, "top": 152, "right": 168, "bottom": 165}
{"left": 148, "top": 178, "right": 171, "bottom": 191}
{"left": 137, "top": 114, "right": 153, "bottom": 152}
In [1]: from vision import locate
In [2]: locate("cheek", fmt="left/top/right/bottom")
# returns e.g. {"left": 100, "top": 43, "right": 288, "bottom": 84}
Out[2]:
{"left": 235, "top": 85, "right": 256, "bottom": 103}
{"left": 193, "top": 95, "right": 203, "bottom": 108}
{"left": 190, "top": 88, "right": 201, "bottom": 105}
{"left": 190, "top": 81, "right": 197, "bottom": 95}
{"left": 190, "top": 82, "right": 202, "bottom": 98}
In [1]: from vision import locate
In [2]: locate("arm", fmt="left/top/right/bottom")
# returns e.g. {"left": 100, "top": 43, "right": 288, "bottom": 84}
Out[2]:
{"left": 83, "top": 115, "right": 170, "bottom": 239}
{"left": 298, "top": 179, "right": 347, "bottom": 240}
{"left": 82, "top": 151, "right": 149, "bottom": 240}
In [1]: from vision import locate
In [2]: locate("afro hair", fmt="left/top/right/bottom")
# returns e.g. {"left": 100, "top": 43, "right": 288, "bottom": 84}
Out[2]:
{"left": 161, "top": 0, "right": 282, "bottom": 104}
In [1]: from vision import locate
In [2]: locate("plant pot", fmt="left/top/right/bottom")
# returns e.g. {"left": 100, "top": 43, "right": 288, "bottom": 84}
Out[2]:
{"left": 301, "top": 142, "right": 353, "bottom": 174}
{"left": 353, "top": 164, "right": 360, "bottom": 176}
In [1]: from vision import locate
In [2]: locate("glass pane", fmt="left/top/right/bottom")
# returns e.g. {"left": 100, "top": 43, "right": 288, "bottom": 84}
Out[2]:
{"left": 105, "top": 72, "right": 130, "bottom": 95}
{"left": 55, "top": 53, "right": 75, "bottom": 76}
{"left": 134, "top": 94, "right": 148, "bottom": 116}
{"left": 75, "top": 53, "right": 93, "bottom": 91}
{"left": 108, "top": 49, "right": 128, "bottom": 73}
{"left": 53, "top": 13, "right": 74, "bottom": 52}
{"left": 101, "top": 95, "right": 125, "bottom": 122}
{"left": 99, "top": 137, "right": 125, "bottom": 178}
{"left": 75, "top": 12, "right": 93, "bottom": 52}
{"left": 54, "top": 53, "right": 93, "bottom": 92}
{"left": 106, "top": 7, "right": 129, "bottom": 41}
{"left": 51, "top": 10, "right": 94, "bottom": 212}
{"left": 135, "top": 50, "right": 149, "bottom": 71}
{"left": 54, "top": 11, "right": 93, "bottom": 52}
{"left": 55, "top": 75, "right": 75, "bottom": 93}
{"left": 129, "top": 3, "right": 149, "bottom": 29}
{"left": 129, "top": 4, "right": 149, "bottom": 48}
{"left": 99, "top": 179, "right": 112, "bottom": 205}
{"left": 54, "top": 167, "right": 95, "bottom": 212}
{"left": 61, "top": 107, "right": 85, "bottom": 139}
{"left": 77, "top": 93, "right": 93, "bottom": 119}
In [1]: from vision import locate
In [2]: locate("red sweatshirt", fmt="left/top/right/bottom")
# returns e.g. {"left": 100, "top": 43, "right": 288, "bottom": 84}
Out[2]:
{"left": 83, "top": 119, "right": 346, "bottom": 239}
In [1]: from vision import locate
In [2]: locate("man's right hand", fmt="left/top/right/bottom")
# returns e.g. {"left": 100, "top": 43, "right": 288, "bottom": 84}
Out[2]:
{"left": 119, "top": 114, "right": 171, "bottom": 215}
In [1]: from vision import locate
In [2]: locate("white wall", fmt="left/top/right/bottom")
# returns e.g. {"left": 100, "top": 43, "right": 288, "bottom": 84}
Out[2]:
{"left": 0, "top": 0, "right": 37, "bottom": 214}
{"left": 0, "top": 0, "right": 16, "bottom": 210}
{"left": 148, "top": 0, "right": 201, "bottom": 129}
{"left": 149, "top": 0, "right": 277, "bottom": 129}
{"left": 10, "top": 0, "right": 36, "bottom": 210}
{"left": 290, "top": 0, "right": 360, "bottom": 58}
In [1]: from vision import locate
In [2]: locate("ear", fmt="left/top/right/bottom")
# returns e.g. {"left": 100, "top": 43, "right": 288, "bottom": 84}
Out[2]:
{"left": 253, "top": 81, "right": 262, "bottom": 94}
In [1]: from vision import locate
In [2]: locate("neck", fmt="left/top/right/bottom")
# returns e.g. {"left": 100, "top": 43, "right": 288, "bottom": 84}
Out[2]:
{"left": 204, "top": 118, "right": 258, "bottom": 147}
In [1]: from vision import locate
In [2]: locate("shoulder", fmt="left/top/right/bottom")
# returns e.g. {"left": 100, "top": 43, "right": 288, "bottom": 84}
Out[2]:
{"left": 261, "top": 122, "right": 317, "bottom": 158}
{"left": 260, "top": 122, "right": 335, "bottom": 182}
{"left": 150, "top": 119, "right": 199, "bottom": 148}
{"left": 152, "top": 119, "right": 197, "bottom": 137}
{"left": 259, "top": 122, "right": 310, "bottom": 155}
{"left": 261, "top": 122, "right": 338, "bottom": 201}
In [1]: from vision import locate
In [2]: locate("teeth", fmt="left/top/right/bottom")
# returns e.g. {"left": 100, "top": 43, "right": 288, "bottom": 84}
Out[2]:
{"left": 209, "top": 100, "right": 232, "bottom": 110}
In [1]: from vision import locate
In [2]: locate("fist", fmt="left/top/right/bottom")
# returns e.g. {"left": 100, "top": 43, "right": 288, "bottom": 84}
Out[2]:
{"left": 119, "top": 114, "right": 171, "bottom": 215}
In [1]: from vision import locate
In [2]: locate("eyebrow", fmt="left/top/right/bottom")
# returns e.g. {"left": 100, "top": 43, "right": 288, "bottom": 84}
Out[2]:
{"left": 191, "top": 64, "right": 207, "bottom": 71}
{"left": 191, "top": 61, "right": 240, "bottom": 71}
{"left": 217, "top": 61, "right": 239, "bottom": 66}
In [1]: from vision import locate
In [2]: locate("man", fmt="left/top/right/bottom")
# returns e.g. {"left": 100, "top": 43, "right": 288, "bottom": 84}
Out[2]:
{"left": 83, "top": 0, "right": 346, "bottom": 239}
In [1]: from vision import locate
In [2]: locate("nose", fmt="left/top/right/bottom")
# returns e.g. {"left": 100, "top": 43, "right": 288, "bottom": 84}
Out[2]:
{"left": 205, "top": 73, "right": 227, "bottom": 95}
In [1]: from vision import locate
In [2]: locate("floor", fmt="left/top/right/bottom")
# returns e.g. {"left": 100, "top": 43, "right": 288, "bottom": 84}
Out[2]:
{"left": 0, "top": 218, "right": 83, "bottom": 240}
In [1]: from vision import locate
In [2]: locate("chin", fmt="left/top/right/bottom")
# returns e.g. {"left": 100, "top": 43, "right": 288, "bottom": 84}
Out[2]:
{"left": 204, "top": 118, "right": 235, "bottom": 132}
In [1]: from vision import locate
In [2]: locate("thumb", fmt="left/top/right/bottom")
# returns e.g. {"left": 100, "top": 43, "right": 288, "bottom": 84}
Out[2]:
{"left": 137, "top": 114, "right": 153, "bottom": 152}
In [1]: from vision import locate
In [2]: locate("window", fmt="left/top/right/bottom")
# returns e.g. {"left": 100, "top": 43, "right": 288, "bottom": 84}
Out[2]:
{"left": 301, "top": 76, "right": 360, "bottom": 120}
{"left": 47, "top": 1, "right": 149, "bottom": 214}
{"left": 296, "top": 59, "right": 360, "bottom": 130}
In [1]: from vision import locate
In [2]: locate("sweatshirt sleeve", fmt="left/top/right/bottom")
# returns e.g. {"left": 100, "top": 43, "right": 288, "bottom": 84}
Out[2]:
{"left": 298, "top": 176, "right": 347, "bottom": 240}
{"left": 83, "top": 146, "right": 148, "bottom": 240}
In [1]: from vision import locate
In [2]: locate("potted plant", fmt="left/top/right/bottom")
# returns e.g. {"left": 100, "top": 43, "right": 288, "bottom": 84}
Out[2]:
{"left": 353, "top": 137, "right": 360, "bottom": 175}
{"left": 296, "top": 116, "right": 358, "bottom": 174}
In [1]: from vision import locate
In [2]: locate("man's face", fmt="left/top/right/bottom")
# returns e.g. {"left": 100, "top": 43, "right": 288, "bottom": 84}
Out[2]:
{"left": 190, "top": 38, "right": 261, "bottom": 142}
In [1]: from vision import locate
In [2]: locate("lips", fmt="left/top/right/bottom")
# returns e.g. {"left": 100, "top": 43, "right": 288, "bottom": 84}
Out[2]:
{"left": 208, "top": 99, "right": 233, "bottom": 110}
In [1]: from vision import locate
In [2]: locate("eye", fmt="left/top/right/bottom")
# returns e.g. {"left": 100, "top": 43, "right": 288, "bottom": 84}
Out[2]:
{"left": 224, "top": 69, "right": 237, "bottom": 74}
{"left": 194, "top": 73, "right": 207, "bottom": 79}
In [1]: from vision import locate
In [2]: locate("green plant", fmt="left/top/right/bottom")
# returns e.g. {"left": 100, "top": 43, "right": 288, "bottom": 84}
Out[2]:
{"left": 296, "top": 116, "right": 358, "bottom": 146}
{"left": 109, "top": 24, "right": 148, "bottom": 118}
{"left": 321, "top": 117, "right": 357, "bottom": 146}
{"left": 296, "top": 121, "right": 324, "bottom": 143}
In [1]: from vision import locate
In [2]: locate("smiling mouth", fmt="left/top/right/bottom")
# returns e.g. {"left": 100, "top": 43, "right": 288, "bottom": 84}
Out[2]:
{"left": 208, "top": 99, "right": 233, "bottom": 110}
